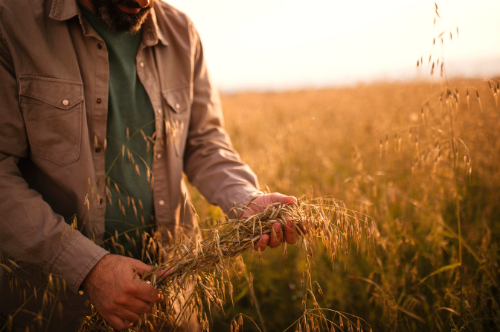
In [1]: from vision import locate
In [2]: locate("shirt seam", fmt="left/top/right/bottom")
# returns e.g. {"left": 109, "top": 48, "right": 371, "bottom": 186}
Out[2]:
{"left": 18, "top": 75, "right": 83, "bottom": 85}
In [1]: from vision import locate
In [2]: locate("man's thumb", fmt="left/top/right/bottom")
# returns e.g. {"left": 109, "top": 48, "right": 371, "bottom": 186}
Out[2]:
{"left": 269, "top": 193, "right": 297, "bottom": 205}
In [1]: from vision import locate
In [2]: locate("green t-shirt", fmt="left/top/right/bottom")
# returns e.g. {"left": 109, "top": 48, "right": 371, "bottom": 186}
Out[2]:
{"left": 79, "top": 5, "right": 155, "bottom": 259}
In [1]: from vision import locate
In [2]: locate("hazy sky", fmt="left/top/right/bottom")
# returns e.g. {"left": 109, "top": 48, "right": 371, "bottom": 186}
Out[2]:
{"left": 164, "top": 0, "right": 500, "bottom": 91}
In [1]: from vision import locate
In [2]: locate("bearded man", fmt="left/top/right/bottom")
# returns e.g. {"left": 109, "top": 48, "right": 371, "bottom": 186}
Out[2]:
{"left": 0, "top": 0, "right": 298, "bottom": 331}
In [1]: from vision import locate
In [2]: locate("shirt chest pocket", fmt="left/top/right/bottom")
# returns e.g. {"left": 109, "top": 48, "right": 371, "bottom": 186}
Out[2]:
{"left": 162, "top": 86, "right": 191, "bottom": 157}
{"left": 19, "top": 76, "right": 83, "bottom": 166}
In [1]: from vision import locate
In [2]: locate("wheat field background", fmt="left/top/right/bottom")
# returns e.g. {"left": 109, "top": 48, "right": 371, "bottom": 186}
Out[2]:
{"left": 186, "top": 78, "right": 500, "bottom": 331}
{"left": 1, "top": 2, "right": 498, "bottom": 330}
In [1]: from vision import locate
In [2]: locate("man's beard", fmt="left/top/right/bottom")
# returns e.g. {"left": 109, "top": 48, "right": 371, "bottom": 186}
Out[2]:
{"left": 88, "top": 0, "right": 156, "bottom": 33}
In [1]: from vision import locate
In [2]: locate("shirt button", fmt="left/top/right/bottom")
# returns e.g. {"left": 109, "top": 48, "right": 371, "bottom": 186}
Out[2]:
{"left": 159, "top": 200, "right": 165, "bottom": 206}
{"left": 156, "top": 153, "right": 162, "bottom": 159}
{"left": 96, "top": 98, "right": 102, "bottom": 104}
{"left": 97, "top": 43, "right": 102, "bottom": 49}
{"left": 175, "top": 103, "right": 181, "bottom": 110}
{"left": 139, "top": 62, "right": 144, "bottom": 68}
{"left": 62, "top": 100, "right": 69, "bottom": 106}
{"left": 95, "top": 147, "right": 101, "bottom": 153}
{"left": 157, "top": 109, "right": 162, "bottom": 114}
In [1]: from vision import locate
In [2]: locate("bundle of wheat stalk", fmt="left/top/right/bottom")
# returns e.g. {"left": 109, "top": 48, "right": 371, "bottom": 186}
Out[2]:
{"left": 79, "top": 197, "right": 376, "bottom": 332}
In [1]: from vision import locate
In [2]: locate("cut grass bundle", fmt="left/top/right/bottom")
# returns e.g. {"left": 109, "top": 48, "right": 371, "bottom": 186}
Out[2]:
{"left": 79, "top": 197, "right": 375, "bottom": 332}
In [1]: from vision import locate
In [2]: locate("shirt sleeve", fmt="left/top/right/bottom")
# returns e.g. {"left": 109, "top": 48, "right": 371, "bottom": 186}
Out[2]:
{"left": 182, "top": 23, "right": 262, "bottom": 216}
{"left": 0, "top": 25, "right": 108, "bottom": 294}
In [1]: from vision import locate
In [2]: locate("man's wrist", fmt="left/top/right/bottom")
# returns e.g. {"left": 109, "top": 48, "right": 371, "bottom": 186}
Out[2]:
{"left": 80, "top": 253, "right": 110, "bottom": 294}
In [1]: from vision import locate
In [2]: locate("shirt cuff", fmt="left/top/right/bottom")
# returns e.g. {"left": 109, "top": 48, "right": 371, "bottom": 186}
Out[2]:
{"left": 216, "top": 186, "right": 263, "bottom": 218}
{"left": 50, "top": 232, "right": 109, "bottom": 294}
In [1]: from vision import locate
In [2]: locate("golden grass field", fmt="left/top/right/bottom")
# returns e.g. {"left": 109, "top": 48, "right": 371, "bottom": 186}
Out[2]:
{"left": 2, "top": 78, "right": 498, "bottom": 332}
{"left": 2, "top": 5, "right": 498, "bottom": 330}
{"left": 186, "top": 78, "right": 500, "bottom": 331}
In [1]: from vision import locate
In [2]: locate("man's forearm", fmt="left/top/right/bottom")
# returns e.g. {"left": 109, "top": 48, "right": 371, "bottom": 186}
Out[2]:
{"left": 0, "top": 155, "right": 109, "bottom": 293}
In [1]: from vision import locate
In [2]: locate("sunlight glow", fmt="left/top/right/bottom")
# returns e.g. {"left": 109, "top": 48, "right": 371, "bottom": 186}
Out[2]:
{"left": 164, "top": 0, "right": 500, "bottom": 91}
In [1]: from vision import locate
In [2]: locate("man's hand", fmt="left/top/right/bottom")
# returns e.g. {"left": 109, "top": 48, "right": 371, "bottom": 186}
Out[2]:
{"left": 243, "top": 193, "right": 299, "bottom": 251}
{"left": 82, "top": 254, "right": 162, "bottom": 331}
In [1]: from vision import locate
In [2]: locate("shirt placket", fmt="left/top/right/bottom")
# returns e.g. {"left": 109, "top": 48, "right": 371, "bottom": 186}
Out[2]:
{"left": 93, "top": 37, "right": 109, "bottom": 222}
{"left": 77, "top": 13, "right": 110, "bottom": 241}
{"left": 135, "top": 36, "right": 169, "bottom": 227}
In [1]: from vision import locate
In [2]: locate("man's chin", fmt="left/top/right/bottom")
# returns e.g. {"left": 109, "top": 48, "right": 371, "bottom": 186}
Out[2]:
{"left": 90, "top": 0, "right": 153, "bottom": 33}
{"left": 116, "top": 15, "right": 149, "bottom": 33}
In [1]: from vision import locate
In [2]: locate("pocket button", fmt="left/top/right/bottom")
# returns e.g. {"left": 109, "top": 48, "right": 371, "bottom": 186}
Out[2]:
{"left": 62, "top": 99, "right": 69, "bottom": 106}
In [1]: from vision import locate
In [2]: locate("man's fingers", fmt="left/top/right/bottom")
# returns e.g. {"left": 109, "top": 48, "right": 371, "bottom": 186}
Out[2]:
{"left": 133, "top": 260, "right": 153, "bottom": 277}
{"left": 157, "top": 269, "right": 170, "bottom": 278}
{"left": 127, "top": 259, "right": 165, "bottom": 304}
{"left": 134, "top": 281, "right": 162, "bottom": 303}
{"left": 155, "top": 291, "right": 165, "bottom": 303}
{"left": 253, "top": 234, "right": 269, "bottom": 251}
{"left": 268, "top": 223, "right": 282, "bottom": 247}
{"left": 118, "top": 308, "right": 141, "bottom": 325}
{"left": 124, "top": 298, "right": 151, "bottom": 315}
{"left": 105, "top": 313, "right": 133, "bottom": 331}
{"left": 245, "top": 193, "right": 297, "bottom": 216}
{"left": 284, "top": 219, "right": 296, "bottom": 244}
{"left": 246, "top": 193, "right": 299, "bottom": 250}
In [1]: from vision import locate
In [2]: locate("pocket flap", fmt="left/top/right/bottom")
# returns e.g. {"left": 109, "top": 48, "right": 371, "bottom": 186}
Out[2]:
{"left": 162, "top": 86, "right": 191, "bottom": 113}
{"left": 19, "top": 76, "right": 84, "bottom": 110}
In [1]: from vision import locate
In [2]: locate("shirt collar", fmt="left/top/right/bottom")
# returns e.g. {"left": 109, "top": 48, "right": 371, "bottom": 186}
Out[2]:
{"left": 142, "top": 5, "right": 168, "bottom": 47}
{"left": 49, "top": 0, "right": 168, "bottom": 46}
{"left": 49, "top": 0, "right": 79, "bottom": 21}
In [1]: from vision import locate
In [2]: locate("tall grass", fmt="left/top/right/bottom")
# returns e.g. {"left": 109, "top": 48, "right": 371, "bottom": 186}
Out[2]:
{"left": 180, "top": 8, "right": 500, "bottom": 330}
{"left": 189, "top": 76, "right": 499, "bottom": 331}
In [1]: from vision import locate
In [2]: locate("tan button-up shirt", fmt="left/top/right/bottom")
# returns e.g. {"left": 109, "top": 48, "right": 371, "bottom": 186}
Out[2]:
{"left": 0, "top": 0, "right": 260, "bottom": 294}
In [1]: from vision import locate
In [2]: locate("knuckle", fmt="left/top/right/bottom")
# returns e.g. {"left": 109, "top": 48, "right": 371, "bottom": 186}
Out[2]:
{"left": 122, "top": 284, "right": 132, "bottom": 294}
{"left": 107, "top": 303, "right": 119, "bottom": 312}
{"left": 115, "top": 295, "right": 127, "bottom": 305}
{"left": 101, "top": 311, "right": 114, "bottom": 322}
{"left": 124, "top": 283, "right": 137, "bottom": 294}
